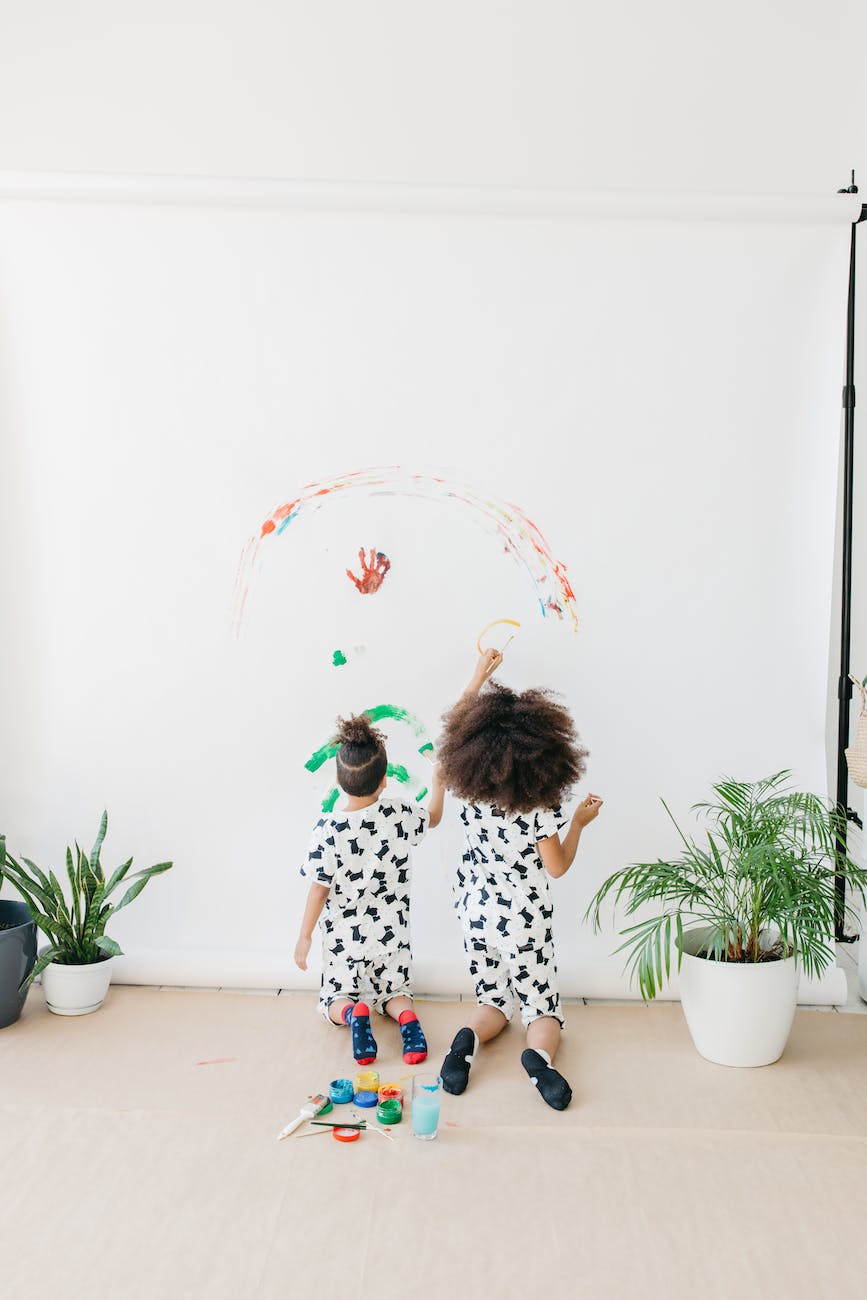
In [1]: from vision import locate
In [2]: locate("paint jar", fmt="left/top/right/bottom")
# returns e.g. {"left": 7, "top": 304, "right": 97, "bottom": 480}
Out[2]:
{"left": 376, "top": 1097, "right": 402, "bottom": 1126}
{"left": 354, "top": 1069, "right": 380, "bottom": 1093}
{"left": 378, "top": 1083, "right": 403, "bottom": 1107}
{"left": 353, "top": 1090, "right": 378, "bottom": 1108}
{"left": 329, "top": 1078, "right": 354, "bottom": 1105}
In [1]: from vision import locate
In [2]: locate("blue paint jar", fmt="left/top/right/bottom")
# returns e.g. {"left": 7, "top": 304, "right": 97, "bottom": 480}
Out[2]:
{"left": 329, "top": 1077, "right": 355, "bottom": 1105}
{"left": 353, "top": 1090, "right": 378, "bottom": 1108}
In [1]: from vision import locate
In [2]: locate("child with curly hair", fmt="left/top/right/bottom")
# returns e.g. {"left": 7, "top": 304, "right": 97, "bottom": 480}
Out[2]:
{"left": 294, "top": 714, "right": 444, "bottom": 1066}
{"left": 437, "top": 649, "right": 602, "bottom": 1109}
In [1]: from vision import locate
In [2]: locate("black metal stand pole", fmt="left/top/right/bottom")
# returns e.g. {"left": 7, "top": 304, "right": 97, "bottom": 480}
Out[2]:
{"left": 834, "top": 176, "right": 867, "bottom": 940}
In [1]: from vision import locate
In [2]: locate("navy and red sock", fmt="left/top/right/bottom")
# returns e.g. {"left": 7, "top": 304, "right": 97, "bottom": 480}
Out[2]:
{"left": 398, "top": 1009, "right": 427, "bottom": 1064}
{"left": 342, "top": 1002, "right": 377, "bottom": 1064}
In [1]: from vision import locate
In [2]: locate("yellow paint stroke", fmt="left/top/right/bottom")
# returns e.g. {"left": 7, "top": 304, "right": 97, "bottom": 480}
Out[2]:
{"left": 476, "top": 618, "right": 522, "bottom": 655}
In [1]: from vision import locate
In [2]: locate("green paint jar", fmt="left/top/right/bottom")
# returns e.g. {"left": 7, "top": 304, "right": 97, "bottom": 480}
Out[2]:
{"left": 376, "top": 1097, "right": 402, "bottom": 1126}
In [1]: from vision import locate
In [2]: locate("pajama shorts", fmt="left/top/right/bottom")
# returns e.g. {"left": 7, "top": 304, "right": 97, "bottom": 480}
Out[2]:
{"left": 462, "top": 924, "right": 563, "bottom": 1028}
{"left": 318, "top": 944, "right": 412, "bottom": 1019}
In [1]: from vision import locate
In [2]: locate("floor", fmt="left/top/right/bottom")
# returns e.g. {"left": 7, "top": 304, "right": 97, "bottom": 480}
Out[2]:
{"left": 2, "top": 960, "right": 867, "bottom": 1300}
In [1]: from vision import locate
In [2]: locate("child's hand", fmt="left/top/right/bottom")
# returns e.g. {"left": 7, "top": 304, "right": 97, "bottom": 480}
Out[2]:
{"left": 471, "top": 648, "right": 502, "bottom": 687}
{"left": 574, "top": 794, "right": 603, "bottom": 828}
{"left": 294, "top": 935, "right": 312, "bottom": 971}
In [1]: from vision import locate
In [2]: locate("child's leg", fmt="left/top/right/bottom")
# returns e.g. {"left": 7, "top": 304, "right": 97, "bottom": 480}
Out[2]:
{"left": 441, "top": 933, "right": 514, "bottom": 1094}
{"left": 383, "top": 995, "right": 427, "bottom": 1065}
{"left": 520, "top": 1017, "right": 571, "bottom": 1112}
{"left": 441, "top": 1005, "right": 508, "bottom": 1094}
{"left": 526, "top": 1014, "right": 561, "bottom": 1061}
{"left": 326, "top": 997, "right": 378, "bottom": 1064}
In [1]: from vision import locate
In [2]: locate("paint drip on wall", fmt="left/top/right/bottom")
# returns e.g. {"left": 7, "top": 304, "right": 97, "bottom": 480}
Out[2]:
{"left": 233, "top": 467, "right": 577, "bottom": 632}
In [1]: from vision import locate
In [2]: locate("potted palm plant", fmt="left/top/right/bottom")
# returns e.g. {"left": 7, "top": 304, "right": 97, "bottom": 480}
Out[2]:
{"left": 1, "top": 812, "right": 172, "bottom": 1016}
{"left": 586, "top": 772, "right": 867, "bottom": 1066}
{"left": 0, "top": 836, "right": 38, "bottom": 1028}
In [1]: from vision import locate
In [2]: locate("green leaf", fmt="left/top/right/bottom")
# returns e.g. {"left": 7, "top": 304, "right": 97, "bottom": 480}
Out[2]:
{"left": 20, "top": 946, "right": 59, "bottom": 991}
{"left": 95, "top": 935, "right": 123, "bottom": 958}
{"left": 90, "top": 811, "right": 108, "bottom": 873}
{"left": 97, "top": 858, "right": 134, "bottom": 906}
{"left": 113, "top": 861, "right": 173, "bottom": 913}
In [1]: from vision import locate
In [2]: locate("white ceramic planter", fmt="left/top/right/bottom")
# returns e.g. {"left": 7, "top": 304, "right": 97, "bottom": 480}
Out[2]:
{"left": 40, "top": 951, "right": 114, "bottom": 1016}
{"left": 678, "top": 931, "right": 798, "bottom": 1067}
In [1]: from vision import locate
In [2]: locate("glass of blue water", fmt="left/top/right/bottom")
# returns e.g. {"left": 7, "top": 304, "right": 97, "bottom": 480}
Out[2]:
{"left": 411, "top": 1074, "right": 442, "bottom": 1140}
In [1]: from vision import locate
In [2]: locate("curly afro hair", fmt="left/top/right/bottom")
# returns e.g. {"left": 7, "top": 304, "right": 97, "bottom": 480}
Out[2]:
{"left": 334, "top": 713, "right": 388, "bottom": 797}
{"left": 437, "top": 682, "right": 587, "bottom": 814}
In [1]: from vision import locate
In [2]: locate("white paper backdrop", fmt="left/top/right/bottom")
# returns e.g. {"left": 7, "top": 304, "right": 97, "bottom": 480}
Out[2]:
{"left": 0, "top": 180, "right": 856, "bottom": 997}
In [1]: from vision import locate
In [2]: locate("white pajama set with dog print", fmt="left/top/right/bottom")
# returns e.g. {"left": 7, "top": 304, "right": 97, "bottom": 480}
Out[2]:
{"left": 454, "top": 802, "right": 566, "bottom": 1027}
{"left": 302, "top": 797, "right": 429, "bottom": 1018}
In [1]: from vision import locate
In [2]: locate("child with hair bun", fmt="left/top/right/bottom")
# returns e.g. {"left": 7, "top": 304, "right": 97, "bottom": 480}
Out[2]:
{"left": 437, "top": 650, "right": 602, "bottom": 1110}
{"left": 294, "top": 713, "right": 444, "bottom": 1066}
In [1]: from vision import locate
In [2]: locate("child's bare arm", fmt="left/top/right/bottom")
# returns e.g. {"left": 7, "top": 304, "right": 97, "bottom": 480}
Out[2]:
{"left": 427, "top": 764, "right": 445, "bottom": 829}
{"left": 463, "top": 648, "right": 503, "bottom": 697}
{"left": 537, "top": 795, "right": 604, "bottom": 879}
{"left": 294, "top": 882, "right": 330, "bottom": 970}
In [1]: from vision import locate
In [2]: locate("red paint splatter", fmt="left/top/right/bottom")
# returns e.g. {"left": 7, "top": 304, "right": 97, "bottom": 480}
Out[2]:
{"left": 346, "top": 548, "right": 391, "bottom": 595}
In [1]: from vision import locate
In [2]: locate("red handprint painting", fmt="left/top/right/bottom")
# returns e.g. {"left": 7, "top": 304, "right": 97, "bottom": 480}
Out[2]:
{"left": 346, "top": 547, "right": 391, "bottom": 595}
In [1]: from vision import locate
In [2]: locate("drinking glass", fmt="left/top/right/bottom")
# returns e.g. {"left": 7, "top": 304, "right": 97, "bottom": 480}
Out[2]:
{"left": 411, "top": 1074, "right": 442, "bottom": 1140}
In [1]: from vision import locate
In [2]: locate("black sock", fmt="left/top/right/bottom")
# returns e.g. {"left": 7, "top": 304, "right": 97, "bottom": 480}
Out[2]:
{"left": 441, "top": 1028, "right": 477, "bottom": 1095}
{"left": 521, "top": 1048, "right": 572, "bottom": 1111}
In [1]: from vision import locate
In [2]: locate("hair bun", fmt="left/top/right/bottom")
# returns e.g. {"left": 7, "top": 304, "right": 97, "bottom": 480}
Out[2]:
{"left": 336, "top": 714, "right": 383, "bottom": 749}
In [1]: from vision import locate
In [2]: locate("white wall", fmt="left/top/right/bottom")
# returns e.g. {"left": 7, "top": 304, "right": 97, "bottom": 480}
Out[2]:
{"left": 1, "top": 2, "right": 866, "bottom": 987}
{"left": 0, "top": 1, "right": 863, "bottom": 194}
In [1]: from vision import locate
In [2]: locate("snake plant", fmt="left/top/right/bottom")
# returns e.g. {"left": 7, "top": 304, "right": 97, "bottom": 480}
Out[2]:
{"left": 0, "top": 811, "right": 172, "bottom": 987}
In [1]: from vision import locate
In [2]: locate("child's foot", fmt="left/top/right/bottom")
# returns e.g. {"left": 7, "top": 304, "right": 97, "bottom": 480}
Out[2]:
{"left": 398, "top": 1010, "right": 427, "bottom": 1064}
{"left": 441, "top": 1027, "right": 478, "bottom": 1094}
{"left": 342, "top": 1002, "right": 377, "bottom": 1064}
{"left": 521, "top": 1048, "right": 572, "bottom": 1110}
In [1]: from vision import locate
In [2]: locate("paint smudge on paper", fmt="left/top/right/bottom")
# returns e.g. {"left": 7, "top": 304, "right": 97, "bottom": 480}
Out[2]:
{"left": 234, "top": 467, "right": 577, "bottom": 633}
{"left": 346, "top": 547, "right": 391, "bottom": 595}
{"left": 196, "top": 1057, "right": 238, "bottom": 1066}
{"left": 332, "top": 649, "right": 348, "bottom": 667}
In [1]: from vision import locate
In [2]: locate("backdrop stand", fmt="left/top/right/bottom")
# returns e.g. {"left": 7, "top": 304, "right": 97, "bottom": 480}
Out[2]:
{"left": 834, "top": 172, "right": 867, "bottom": 940}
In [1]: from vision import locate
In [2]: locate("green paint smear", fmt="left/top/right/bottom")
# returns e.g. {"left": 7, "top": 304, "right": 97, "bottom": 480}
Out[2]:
{"left": 332, "top": 649, "right": 347, "bottom": 667}
{"left": 418, "top": 742, "right": 434, "bottom": 755}
{"left": 415, "top": 787, "right": 429, "bottom": 802}
{"left": 321, "top": 787, "right": 340, "bottom": 812}
{"left": 386, "top": 763, "right": 410, "bottom": 783}
{"left": 305, "top": 741, "right": 339, "bottom": 774}
{"left": 364, "top": 704, "right": 427, "bottom": 737}
{"left": 305, "top": 703, "right": 431, "bottom": 774}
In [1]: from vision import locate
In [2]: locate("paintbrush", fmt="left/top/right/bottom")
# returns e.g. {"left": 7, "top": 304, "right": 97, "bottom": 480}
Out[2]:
{"left": 310, "top": 1119, "right": 367, "bottom": 1130}
{"left": 276, "top": 1093, "right": 330, "bottom": 1140}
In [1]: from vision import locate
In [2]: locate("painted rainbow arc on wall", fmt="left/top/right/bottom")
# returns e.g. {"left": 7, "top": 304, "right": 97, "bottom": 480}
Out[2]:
{"left": 233, "top": 466, "right": 577, "bottom": 632}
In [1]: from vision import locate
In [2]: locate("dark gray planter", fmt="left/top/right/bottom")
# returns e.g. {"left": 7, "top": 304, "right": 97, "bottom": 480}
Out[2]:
{"left": 0, "top": 900, "right": 37, "bottom": 1028}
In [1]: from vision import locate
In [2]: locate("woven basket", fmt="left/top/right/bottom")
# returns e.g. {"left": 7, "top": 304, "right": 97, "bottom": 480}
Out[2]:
{"left": 845, "top": 673, "right": 867, "bottom": 788}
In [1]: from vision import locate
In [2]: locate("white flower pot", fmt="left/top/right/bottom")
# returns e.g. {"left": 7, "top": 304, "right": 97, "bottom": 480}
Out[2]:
{"left": 40, "top": 951, "right": 114, "bottom": 1016}
{"left": 678, "top": 930, "right": 798, "bottom": 1067}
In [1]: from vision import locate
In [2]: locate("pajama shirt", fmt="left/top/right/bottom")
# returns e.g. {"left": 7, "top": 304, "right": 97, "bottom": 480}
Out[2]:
{"left": 302, "top": 797, "right": 429, "bottom": 1017}
{"left": 454, "top": 802, "right": 567, "bottom": 1027}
